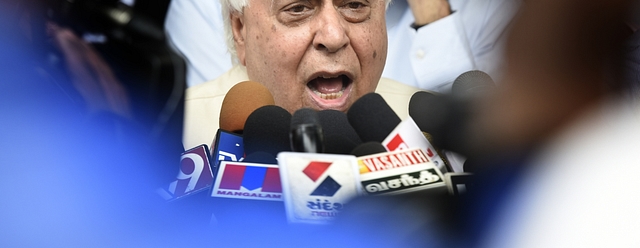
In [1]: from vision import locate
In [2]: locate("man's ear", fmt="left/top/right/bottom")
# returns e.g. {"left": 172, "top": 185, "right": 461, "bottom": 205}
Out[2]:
{"left": 230, "top": 12, "right": 246, "bottom": 66}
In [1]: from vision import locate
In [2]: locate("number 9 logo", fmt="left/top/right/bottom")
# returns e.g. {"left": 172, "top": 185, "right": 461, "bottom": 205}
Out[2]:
{"left": 177, "top": 153, "right": 205, "bottom": 192}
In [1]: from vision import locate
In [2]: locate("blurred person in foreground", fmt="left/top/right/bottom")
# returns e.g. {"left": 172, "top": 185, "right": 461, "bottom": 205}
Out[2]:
{"left": 182, "top": 0, "right": 423, "bottom": 149}
{"left": 458, "top": 0, "right": 640, "bottom": 247}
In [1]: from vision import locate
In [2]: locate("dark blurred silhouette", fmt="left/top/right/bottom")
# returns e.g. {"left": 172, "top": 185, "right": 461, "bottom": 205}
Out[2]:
{"left": 469, "top": 0, "right": 640, "bottom": 246}
{"left": 0, "top": 1, "right": 202, "bottom": 246}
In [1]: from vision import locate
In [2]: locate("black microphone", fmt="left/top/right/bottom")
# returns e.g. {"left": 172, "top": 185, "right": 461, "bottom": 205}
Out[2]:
{"left": 451, "top": 71, "right": 495, "bottom": 171}
{"left": 409, "top": 70, "right": 495, "bottom": 157}
{"left": 350, "top": 141, "right": 387, "bottom": 157}
{"left": 410, "top": 90, "right": 473, "bottom": 155}
{"left": 318, "top": 109, "right": 362, "bottom": 154}
{"left": 451, "top": 70, "right": 496, "bottom": 98}
{"left": 290, "top": 108, "right": 324, "bottom": 153}
{"left": 243, "top": 105, "right": 292, "bottom": 158}
{"left": 350, "top": 92, "right": 452, "bottom": 173}
{"left": 409, "top": 91, "right": 449, "bottom": 136}
{"left": 347, "top": 93, "right": 401, "bottom": 143}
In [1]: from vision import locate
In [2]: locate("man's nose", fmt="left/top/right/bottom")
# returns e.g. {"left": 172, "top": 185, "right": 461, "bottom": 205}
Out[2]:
{"left": 312, "top": 6, "right": 349, "bottom": 53}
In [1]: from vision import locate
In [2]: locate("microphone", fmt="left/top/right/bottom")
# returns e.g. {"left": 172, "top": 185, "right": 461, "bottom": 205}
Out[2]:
{"left": 451, "top": 70, "right": 496, "bottom": 98}
{"left": 347, "top": 93, "right": 401, "bottom": 143}
{"left": 318, "top": 110, "right": 362, "bottom": 154}
{"left": 157, "top": 144, "right": 215, "bottom": 201}
{"left": 209, "top": 157, "right": 287, "bottom": 229}
{"left": 409, "top": 70, "right": 495, "bottom": 157}
{"left": 220, "top": 81, "right": 275, "bottom": 133}
{"left": 210, "top": 129, "right": 244, "bottom": 174}
{"left": 348, "top": 92, "right": 450, "bottom": 173}
{"left": 410, "top": 91, "right": 474, "bottom": 156}
{"left": 409, "top": 91, "right": 453, "bottom": 139}
{"left": 211, "top": 160, "right": 283, "bottom": 201}
{"left": 350, "top": 142, "right": 387, "bottom": 157}
{"left": 290, "top": 108, "right": 324, "bottom": 153}
{"left": 277, "top": 152, "right": 363, "bottom": 224}
{"left": 356, "top": 147, "right": 447, "bottom": 195}
{"left": 212, "top": 81, "right": 272, "bottom": 172}
{"left": 243, "top": 105, "right": 292, "bottom": 158}
{"left": 156, "top": 144, "right": 219, "bottom": 231}
{"left": 443, "top": 172, "right": 474, "bottom": 196}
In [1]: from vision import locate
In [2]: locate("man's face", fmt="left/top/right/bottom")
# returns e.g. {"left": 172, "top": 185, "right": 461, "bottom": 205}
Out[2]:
{"left": 231, "top": 0, "right": 387, "bottom": 113}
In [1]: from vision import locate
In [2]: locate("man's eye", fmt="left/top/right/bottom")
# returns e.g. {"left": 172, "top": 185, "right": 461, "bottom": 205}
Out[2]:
{"left": 286, "top": 5, "right": 310, "bottom": 13}
{"left": 278, "top": 3, "right": 315, "bottom": 25}
{"left": 339, "top": 1, "right": 370, "bottom": 22}
{"left": 346, "top": 2, "right": 365, "bottom": 9}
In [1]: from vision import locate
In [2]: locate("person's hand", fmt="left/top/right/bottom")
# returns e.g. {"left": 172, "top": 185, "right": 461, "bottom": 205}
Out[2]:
{"left": 407, "top": 0, "right": 451, "bottom": 27}
{"left": 47, "top": 22, "right": 132, "bottom": 119}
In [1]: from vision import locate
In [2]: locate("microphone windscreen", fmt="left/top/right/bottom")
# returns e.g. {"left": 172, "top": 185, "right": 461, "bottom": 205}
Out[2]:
{"left": 409, "top": 91, "right": 470, "bottom": 154}
{"left": 243, "top": 105, "right": 291, "bottom": 157}
{"left": 347, "top": 93, "right": 401, "bottom": 143}
{"left": 408, "top": 91, "right": 449, "bottom": 136}
{"left": 290, "top": 108, "right": 323, "bottom": 153}
{"left": 451, "top": 70, "right": 495, "bottom": 97}
{"left": 317, "top": 109, "right": 362, "bottom": 154}
{"left": 290, "top": 108, "right": 320, "bottom": 127}
{"left": 350, "top": 141, "right": 387, "bottom": 157}
{"left": 220, "top": 81, "right": 275, "bottom": 133}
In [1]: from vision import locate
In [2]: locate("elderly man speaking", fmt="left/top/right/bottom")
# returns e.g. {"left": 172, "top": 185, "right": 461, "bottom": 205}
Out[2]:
{"left": 183, "top": 0, "right": 421, "bottom": 149}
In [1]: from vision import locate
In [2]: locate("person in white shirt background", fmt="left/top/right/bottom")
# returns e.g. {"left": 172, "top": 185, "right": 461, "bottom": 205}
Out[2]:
{"left": 165, "top": 0, "right": 232, "bottom": 88}
{"left": 165, "top": 0, "right": 521, "bottom": 92}
{"left": 383, "top": 0, "right": 520, "bottom": 91}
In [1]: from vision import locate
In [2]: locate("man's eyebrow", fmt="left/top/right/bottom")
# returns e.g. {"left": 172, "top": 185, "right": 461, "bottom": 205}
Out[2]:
{"left": 271, "top": 0, "right": 315, "bottom": 10}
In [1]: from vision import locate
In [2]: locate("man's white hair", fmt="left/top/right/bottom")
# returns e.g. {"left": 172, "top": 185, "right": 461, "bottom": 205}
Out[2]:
{"left": 219, "top": 0, "right": 392, "bottom": 65}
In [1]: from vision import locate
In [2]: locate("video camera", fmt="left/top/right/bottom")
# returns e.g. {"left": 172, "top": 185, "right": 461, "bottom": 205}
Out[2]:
{"left": 41, "top": 0, "right": 185, "bottom": 144}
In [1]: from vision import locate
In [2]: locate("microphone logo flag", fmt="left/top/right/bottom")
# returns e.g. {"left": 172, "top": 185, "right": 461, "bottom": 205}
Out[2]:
{"left": 357, "top": 148, "right": 446, "bottom": 195}
{"left": 211, "top": 129, "right": 244, "bottom": 172}
{"left": 278, "top": 152, "right": 362, "bottom": 224}
{"left": 303, "top": 161, "right": 342, "bottom": 196}
{"left": 357, "top": 147, "right": 430, "bottom": 174}
{"left": 211, "top": 161, "right": 283, "bottom": 201}
{"left": 386, "top": 134, "right": 409, "bottom": 151}
{"left": 157, "top": 144, "right": 214, "bottom": 200}
{"left": 382, "top": 117, "right": 446, "bottom": 172}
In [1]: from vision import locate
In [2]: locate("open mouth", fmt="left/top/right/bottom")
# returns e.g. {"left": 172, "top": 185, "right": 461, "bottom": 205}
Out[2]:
{"left": 306, "top": 74, "right": 352, "bottom": 100}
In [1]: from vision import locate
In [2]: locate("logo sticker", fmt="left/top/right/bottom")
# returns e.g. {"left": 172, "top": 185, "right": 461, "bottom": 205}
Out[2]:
{"left": 303, "top": 161, "right": 341, "bottom": 196}
{"left": 157, "top": 145, "right": 213, "bottom": 200}
{"left": 277, "top": 152, "right": 362, "bottom": 224}
{"left": 211, "top": 161, "right": 283, "bottom": 201}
